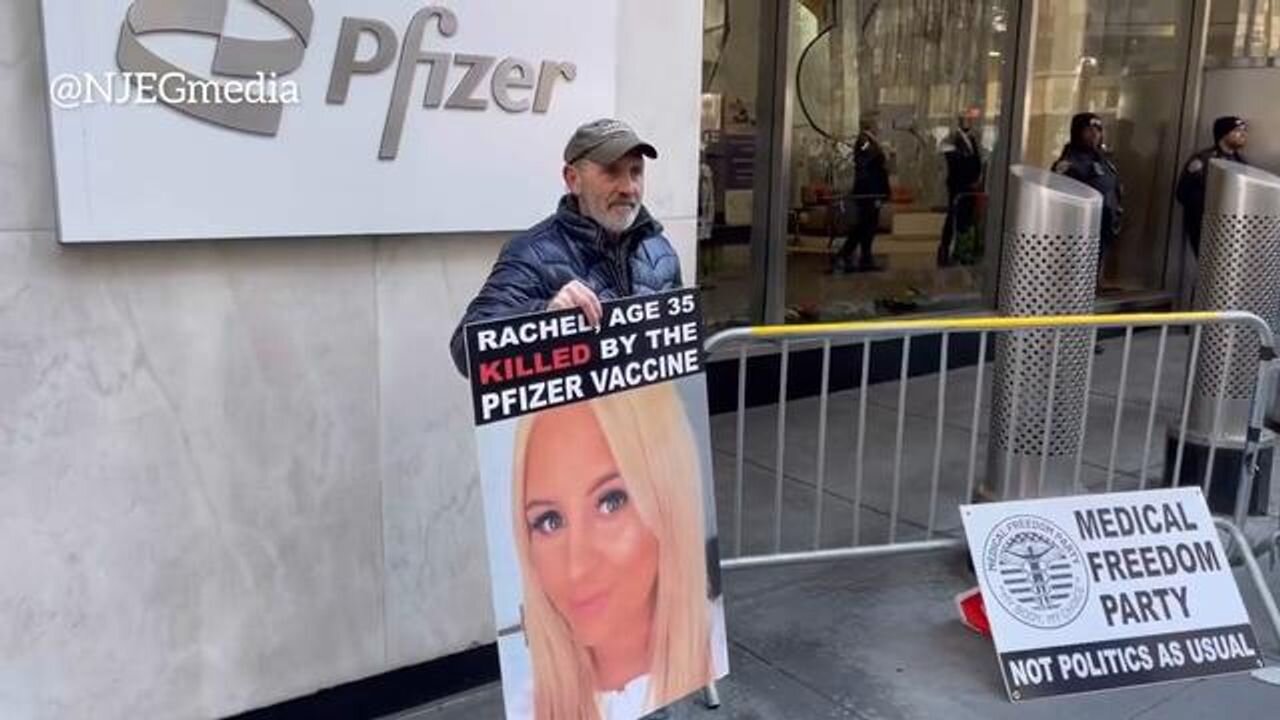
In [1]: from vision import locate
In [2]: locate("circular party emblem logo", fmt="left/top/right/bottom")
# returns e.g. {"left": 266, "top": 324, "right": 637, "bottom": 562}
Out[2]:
{"left": 982, "top": 515, "right": 1089, "bottom": 630}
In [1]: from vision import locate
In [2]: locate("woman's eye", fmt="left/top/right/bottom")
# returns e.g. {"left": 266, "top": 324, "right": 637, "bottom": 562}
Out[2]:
{"left": 598, "top": 489, "right": 629, "bottom": 515}
{"left": 530, "top": 512, "right": 563, "bottom": 535}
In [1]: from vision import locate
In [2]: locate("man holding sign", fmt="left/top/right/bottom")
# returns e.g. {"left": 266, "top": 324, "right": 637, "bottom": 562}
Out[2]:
{"left": 450, "top": 118, "right": 683, "bottom": 376}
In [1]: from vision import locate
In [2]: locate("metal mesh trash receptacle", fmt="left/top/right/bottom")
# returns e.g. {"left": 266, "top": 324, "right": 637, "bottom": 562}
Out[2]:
{"left": 1165, "top": 160, "right": 1279, "bottom": 514}
{"left": 983, "top": 166, "right": 1103, "bottom": 500}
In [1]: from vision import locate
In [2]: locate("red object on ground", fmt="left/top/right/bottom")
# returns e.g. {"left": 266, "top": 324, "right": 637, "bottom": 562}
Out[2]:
{"left": 955, "top": 586, "right": 992, "bottom": 637}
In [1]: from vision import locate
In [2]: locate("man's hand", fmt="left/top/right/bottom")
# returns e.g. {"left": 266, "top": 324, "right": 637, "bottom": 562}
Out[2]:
{"left": 547, "top": 279, "right": 603, "bottom": 328}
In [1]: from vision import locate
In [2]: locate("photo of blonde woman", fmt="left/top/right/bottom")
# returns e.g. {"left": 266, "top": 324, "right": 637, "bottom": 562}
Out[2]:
{"left": 509, "top": 383, "right": 726, "bottom": 720}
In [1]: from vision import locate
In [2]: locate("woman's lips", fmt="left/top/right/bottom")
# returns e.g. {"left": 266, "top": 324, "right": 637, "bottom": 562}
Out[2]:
{"left": 569, "top": 590, "right": 610, "bottom": 619}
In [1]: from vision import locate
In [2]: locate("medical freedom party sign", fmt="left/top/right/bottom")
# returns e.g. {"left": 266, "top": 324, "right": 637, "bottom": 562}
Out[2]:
{"left": 961, "top": 488, "right": 1263, "bottom": 701}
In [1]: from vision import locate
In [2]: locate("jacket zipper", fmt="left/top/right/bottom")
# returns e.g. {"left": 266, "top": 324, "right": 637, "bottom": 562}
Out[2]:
{"left": 615, "top": 243, "right": 632, "bottom": 295}
{"left": 596, "top": 227, "right": 632, "bottom": 296}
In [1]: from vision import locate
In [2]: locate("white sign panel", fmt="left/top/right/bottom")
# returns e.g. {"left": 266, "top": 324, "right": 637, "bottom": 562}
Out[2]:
{"left": 961, "top": 488, "right": 1264, "bottom": 701}
{"left": 39, "top": 0, "right": 619, "bottom": 243}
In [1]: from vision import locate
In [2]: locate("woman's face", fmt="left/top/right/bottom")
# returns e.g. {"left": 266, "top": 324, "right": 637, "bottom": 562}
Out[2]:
{"left": 1082, "top": 125, "right": 1103, "bottom": 149}
{"left": 522, "top": 403, "right": 660, "bottom": 650}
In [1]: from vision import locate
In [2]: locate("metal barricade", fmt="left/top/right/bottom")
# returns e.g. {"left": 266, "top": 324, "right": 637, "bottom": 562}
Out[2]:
{"left": 702, "top": 310, "right": 1280, "bottom": 634}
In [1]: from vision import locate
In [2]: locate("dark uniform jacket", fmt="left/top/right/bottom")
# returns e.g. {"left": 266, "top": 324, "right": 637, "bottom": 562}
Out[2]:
{"left": 449, "top": 195, "right": 682, "bottom": 375}
{"left": 1176, "top": 146, "right": 1247, "bottom": 255}
{"left": 1053, "top": 144, "right": 1124, "bottom": 245}
{"left": 851, "top": 132, "right": 891, "bottom": 200}
{"left": 943, "top": 128, "right": 984, "bottom": 195}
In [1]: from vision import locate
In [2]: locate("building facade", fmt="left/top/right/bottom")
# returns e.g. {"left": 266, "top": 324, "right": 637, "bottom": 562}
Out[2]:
{"left": 2, "top": 0, "right": 1279, "bottom": 718}
{"left": 1, "top": 1, "right": 700, "bottom": 717}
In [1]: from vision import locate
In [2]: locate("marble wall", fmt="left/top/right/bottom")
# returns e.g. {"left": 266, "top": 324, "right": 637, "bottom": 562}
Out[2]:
{"left": 0, "top": 0, "right": 702, "bottom": 717}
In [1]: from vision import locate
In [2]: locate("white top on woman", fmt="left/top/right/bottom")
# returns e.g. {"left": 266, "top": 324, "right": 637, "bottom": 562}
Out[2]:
{"left": 508, "top": 599, "right": 728, "bottom": 719}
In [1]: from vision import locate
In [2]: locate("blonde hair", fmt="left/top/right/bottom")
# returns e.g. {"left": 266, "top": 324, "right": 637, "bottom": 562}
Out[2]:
{"left": 512, "top": 384, "right": 713, "bottom": 719}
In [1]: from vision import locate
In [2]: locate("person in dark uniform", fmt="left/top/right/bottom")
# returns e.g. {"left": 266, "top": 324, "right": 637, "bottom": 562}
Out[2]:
{"left": 835, "top": 116, "right": 891, "bottom": 273}
{"left": 1176, "top": 116, "right": 1249, "bottom": 258}
{"left": 1052, "top": 112, "right": 1124, "bottom": 273}
{"left": 938, "top": 108, "right": 985, "bottom": 267}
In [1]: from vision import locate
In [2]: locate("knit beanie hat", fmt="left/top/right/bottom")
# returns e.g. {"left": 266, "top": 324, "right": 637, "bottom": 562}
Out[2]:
{"left": 1213, "top": 116, "right": 1247, "bottom": 143}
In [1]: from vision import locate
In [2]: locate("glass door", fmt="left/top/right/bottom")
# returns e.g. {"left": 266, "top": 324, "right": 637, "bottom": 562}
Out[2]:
{"left": 699, "top": 0, "right": 767, "bottom": 330}
{"left": 781, "top": 0, "right": 1017, "bottom": 322}
{"left": 1024, "top": 0, "right": 1197, "bottom": 295}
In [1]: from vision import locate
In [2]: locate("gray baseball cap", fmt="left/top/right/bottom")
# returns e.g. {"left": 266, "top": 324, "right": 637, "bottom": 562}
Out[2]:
{"left": 563, "top": 119, "right": 659, "bottom": 165}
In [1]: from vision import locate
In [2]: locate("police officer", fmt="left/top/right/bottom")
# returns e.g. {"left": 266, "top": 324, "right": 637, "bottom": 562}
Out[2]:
{"left": 938, "top": 108, "right": 985, "bottom": 266}
{"left": 835, "top": 116, "right": 891, "bottom": 273}
{"left": 1052, "top": 112, "right": 1124, "bottom": 268}
{"left": 1176, "top": 116, "right": 1248, "bottom": 258}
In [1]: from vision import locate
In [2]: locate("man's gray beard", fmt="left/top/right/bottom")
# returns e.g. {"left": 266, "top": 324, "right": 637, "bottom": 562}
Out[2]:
{"left": 591, "top": 205, "right": 640, "bottom": 235}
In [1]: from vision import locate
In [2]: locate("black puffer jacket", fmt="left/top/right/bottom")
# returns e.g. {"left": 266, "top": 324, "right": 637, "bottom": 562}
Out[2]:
{"left": 449, "top": 195, "right": 683, "bottom": 375}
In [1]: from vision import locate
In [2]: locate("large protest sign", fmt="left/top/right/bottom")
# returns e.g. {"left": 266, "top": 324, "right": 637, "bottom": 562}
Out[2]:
{"left": 465, "top": 288, "right": 729, "bottom": 719}
{"left": 961, "top": 488, "right": 1264, "bottom": 701}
